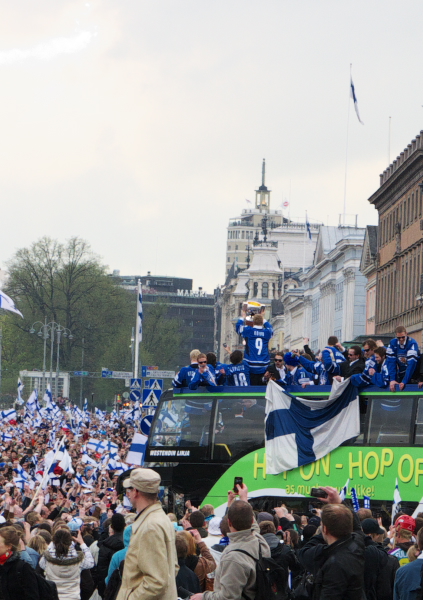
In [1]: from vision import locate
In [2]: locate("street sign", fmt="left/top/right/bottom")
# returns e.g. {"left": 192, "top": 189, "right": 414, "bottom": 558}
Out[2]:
{"left": 146, "top": 370, "right": 175, "bottom": 379}
{"left": 101, "top": 369, "right": 113, "bottom": 378}
{"left": 101, "top": 369, "right": 132, "bottom": 379}
{"left": 140, "top": 415, "right": 154, "bottom": 436}
{"left": 74, "top": 371, "right": 89, "bottom": 376}
{"left": 142, "top": 389, "right": 160, "bottom": 406}
{"left": 130, "top": 378, "right": 142, "bottom": 390}
{"left": 141, "top": 365, "right": 158, "bottom": 377}
{"left": 122, "top": 392, "right": 130, "bottom": 398}
{"left": 143, "top": 379, "right": 163, "bottom": 390}
{"left": 130, "top": 390, "right": 142, "bottom": 402}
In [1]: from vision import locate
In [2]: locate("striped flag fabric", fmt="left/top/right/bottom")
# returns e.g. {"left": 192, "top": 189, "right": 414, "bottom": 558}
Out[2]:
{"left": 350, "top": 77, "right": 364, "bottom": 125}
{"left": 363, "top": 495, "right": 371, "bottom": 510}
{"left": 339, "top": 478, "right": 350, "bottom": 501}
{"left": 351, "top": 487, "right": 360, "bottom": 512}
{"left": 392, "top": 478, "right": 402, "bottom": 524}
{"left": 136, "top": 280, "right": 143, "bottom": 342}
{"left": 0, "top": 289, "right": 23, "bottom": 318}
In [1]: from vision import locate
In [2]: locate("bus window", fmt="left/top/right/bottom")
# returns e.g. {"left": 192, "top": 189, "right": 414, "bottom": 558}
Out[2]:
{"left": 150, "top": 397, "right": 213, "bottom": 447}
{"left": 367, "top": 395, "right": 413, "bottom": 445}
{"left": 212, "top": 397, "right": 265, "bottom": 460}
{"left": 414, "top": 398, "right": 423, "bottom": 444}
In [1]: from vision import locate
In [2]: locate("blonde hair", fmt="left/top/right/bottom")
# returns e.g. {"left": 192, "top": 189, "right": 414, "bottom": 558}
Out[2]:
{"left": 190, "top": 349, "right": 201, "bottom": 362}
{"left": 180, "top": 530, "right": 197, "bottom": 556}
{"left": 28, "top": 535, "right": 48, "bottom": 554}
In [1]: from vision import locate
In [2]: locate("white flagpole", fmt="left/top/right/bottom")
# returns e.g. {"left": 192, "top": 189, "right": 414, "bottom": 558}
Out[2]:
{"left": 134, "top": 279, "right": 142, "bottom": 379}
{"left": 343, "top": 64, "right": 352, "bottom": 226}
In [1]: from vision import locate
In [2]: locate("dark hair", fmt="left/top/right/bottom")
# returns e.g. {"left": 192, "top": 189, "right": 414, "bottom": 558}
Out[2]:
{"left": 321, "top": 504, "right": 353, "bottom": 538}
{"left": 288, "top": 529, "right": 299, "bottom": 548}
{"left": 230, "top": 350, "right": 243, "bottom": 365}
{"left": 175, "top": 532, "right": 188, "bottom": 559}
{"left": 38, "top": 530, "right": 52, "bottom": 544}
{"left": 227, "top": 500, "right": 253, "bottom": 532}
{"left": 37, "top": 522, "right": 52, "bottom": 534}
{"left": 220, "top": 516, "right": 230, "bottom": 536}
{"left": 53, "top": 528, "right": 73, "bottom": 559}
{"left": 374, "top": 347, "right": 386, "bottom": 359}
{"left": 111, "top": 513, "right": 126, "bottom": 533}
{"left": 363, "top": 339, "right": 377, "bottom": 350}
{"left": 189, "top": 511, "right": 205, "bottom": 528}
{"left": 395, "top": 325, "right": 406, "bottom": 334}
{"left": 328, "top": 336, "right": 338, "bottom": 346}
{"left": 349, "top": 345, "right": 362, "bottom": 358}
{"left": 206, "top": 353, "right": 217, "bottom": 368}
{"left": 356, "top": 508, "right": 372, "bottom": 522}
{"left": 417, "top": 527, "right": 423, "bottom": 551}
{"left": 415, "top": 518, "right": 423, "bottom": 535}
{"left": 259, "top": 520, "right": 276, "bottom": 535}
{"left": 0, "top": 526, "right": 20, "bottom": 552}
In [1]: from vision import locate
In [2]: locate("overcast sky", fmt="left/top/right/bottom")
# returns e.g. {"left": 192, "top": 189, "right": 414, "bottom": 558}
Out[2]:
{"left": 1, "top": 1, "right": 422, "bottom": 293}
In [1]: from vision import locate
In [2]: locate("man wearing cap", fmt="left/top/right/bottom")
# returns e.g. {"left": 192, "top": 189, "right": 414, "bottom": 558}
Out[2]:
{"left": 361, "top": 518, "right": 399, "bottom": 600}
{"left": 394, "top": 527, "right": 423, "bottom": 600}
{"left": 117, "top": 468, "right": 178, "bottom": 600}
{"left": 390, "top": 516, "right": 416, "bottom": 565}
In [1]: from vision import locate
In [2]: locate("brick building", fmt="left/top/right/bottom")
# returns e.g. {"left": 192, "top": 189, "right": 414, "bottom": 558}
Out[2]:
{"left": 368, "top": 131, "right": 423, "bottom": 344}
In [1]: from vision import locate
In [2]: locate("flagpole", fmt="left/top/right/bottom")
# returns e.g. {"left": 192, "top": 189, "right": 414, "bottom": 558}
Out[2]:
{"left": 134, "top": 279, "right": 141, "bottom": 379}
{"left": 343, "top": 64, "right": 352, "bottom": 227}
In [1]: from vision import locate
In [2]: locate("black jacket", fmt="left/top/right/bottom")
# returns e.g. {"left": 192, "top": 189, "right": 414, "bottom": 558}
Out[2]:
{"left": 340, "top": 358, "right": 366, "bottom": 378}
{"left": 0, "top": 552, "right": 39, "bottom": 600}
{"left": 364, "top": 537, "right": 399, "bottom": 600}
{"left": 176, "top": 558, "right": 201, "bottom": 596}
{"left": 299, "top": 528, "right": 365, "bottom": 600}
{"left": 97, "top": 533, "right": 124, "bottom": 597}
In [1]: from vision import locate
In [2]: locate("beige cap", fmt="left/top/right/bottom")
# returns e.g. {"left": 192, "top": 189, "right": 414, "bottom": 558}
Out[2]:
{"left": 123, "top": 468, "right": 161, "bottom": 493}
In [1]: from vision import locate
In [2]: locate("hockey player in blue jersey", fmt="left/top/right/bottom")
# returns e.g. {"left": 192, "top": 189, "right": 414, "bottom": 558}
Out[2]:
{"left": 368, "top": 347, "right": 390, "bottom": 388}
{"left": 224, "top": 350, "right": 250, "bottom": 386}
{"left": 293, "top": 351, "right": 328, "bottom": 385}
{"left": 235, "top": 310, "right": 273, "bottom": 385}
{"left": 321, "top": 336, "right": 347, "bottom": 383}
{"left": 188, "top": 353, "right": 217, "bottom": 389}
{"left": 386, "top": 325, "right": 421, "bottom": 391}
{"left": 284, "top": 352, "right": 315, "bottom": 387}
{"left": 172, "top": 349, "right": 201, "bottom": 388}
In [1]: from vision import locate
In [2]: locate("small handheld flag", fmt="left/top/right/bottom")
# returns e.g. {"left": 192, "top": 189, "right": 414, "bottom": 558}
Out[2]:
{"left": 351, "top": 487, "right": 360, "bottom": 512}
{"left": 392, "top": 478, "right": 402, "bottom": 524}
{"left": 363, "top": 496, "right": 371, "bottom": 510}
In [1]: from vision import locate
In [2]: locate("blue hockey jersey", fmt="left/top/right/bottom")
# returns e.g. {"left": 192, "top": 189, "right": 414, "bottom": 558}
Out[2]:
{"left": 285, "top": 366, "right": 315, "bottom": 386}
{"left": 386, "top": 336, "right": 420, "bottom": 384}
{"left": 235, "top": 319, "right": 273, "bottom": 374}
{"left": 351, "top": 355, "right": 378, "bottom": 388}
{"left": 224, "top": 361, "right": 250, "bottom": 386}
{"left": 172, "top": 364, "right": 198, "bottom": 388}
{"left": 321, "top": 346, "right": 346, "bottom": 382}
{"left": 188, "top": 368, "right": 216, "bottom": 390}
{"left": 298, "top": 355, "right": 328, "bottom": 385}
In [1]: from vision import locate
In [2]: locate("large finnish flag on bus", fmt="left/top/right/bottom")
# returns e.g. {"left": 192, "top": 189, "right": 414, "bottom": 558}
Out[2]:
{"left": 265, "top": 378, "right": 359, "bottom": 475}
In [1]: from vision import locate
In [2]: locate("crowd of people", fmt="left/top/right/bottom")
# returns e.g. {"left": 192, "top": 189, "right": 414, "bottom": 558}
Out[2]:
{"left": 172, "top": 322, "right": 423, "bottom": 391}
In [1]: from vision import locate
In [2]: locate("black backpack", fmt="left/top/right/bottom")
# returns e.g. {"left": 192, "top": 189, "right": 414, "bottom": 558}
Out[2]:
{"left": 233, "top": 544, "right": 289, "bottom": 600}
{"left": 17, "top": 563, "right": 59, "bottom": 600}
{"left": 104, "top": 560, "right": 125, "bottom": 600}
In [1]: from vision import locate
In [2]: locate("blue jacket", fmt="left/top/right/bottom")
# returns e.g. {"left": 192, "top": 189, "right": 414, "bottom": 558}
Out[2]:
{"left": 285, "top": 366, "right": 315, "bottom": 386}
{"left": 394, "top": 557, "right": 423, "bottom": 600}
{"left": 235, "top": 319, "right": 274, "bottom": 374}
{"left": 224, "top": 361, "right": 250, "bottom": 386}
{"left": 172, "top": 364, "right": 199, "bottom": 388}
{"left": 105, "top": 526, "right": 132, "bottom": 585}
{"left": 298, "top": 355, "right": 328, "bottom": 385}
{"left": 321, "top": 346, "right": 346, "bottom": 381}
{"left": 188, "top": 368, "right": 216, "bottom": 390}
{"left": 351, "top": 355, "right": 378, "bottom": 388}
{"left": 386, "top": 337, "right": 420, "bottom": 384}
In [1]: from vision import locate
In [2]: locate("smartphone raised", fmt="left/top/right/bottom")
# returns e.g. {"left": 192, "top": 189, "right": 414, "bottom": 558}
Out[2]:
{"left": 233, "top": 477, "right": 243, "bottom": 492}
{"left": 310, "top": 487, "right": 328, "bottom": 499}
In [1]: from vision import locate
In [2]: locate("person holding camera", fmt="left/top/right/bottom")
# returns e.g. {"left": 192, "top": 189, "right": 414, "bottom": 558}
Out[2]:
{"left": 236, "top": 308, "right": 273, "bottom": 386}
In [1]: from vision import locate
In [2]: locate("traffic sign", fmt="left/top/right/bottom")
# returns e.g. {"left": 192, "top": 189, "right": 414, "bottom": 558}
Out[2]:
{"left": 130, "top": 390, "right": 142, "bottom": 402}
{"left": 102, "top": 369, "right": 113, "bottom": 378}
{"left": 146, "top": 370, "right": 175, "bottom": 379}
{"left": 101, "top": 369, "right": 132, "bottom": 379}
{"left": 143, "top": 379, "right": 163, "bottom": 390}
{"left": 122, "top": 392, "right": 130, "bottom": 398}
{"left": 142, "top": 389, "right": 160, "bottom": 406}
{"left": 140, "top": 415, "right": 154, "bottom": 436}
{"left": 130, "top": 378, "right": 142, "bottom": 390}
{"left": 141, "top": 365, "right": 158, "bottom": 377}
{"left": 74, "top": 371, "right": 89, "bottom": 376}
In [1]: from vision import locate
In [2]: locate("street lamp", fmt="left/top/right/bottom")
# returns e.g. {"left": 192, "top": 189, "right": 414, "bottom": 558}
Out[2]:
{"left": 30, "top": 320, "right": 74, "bottom": 400}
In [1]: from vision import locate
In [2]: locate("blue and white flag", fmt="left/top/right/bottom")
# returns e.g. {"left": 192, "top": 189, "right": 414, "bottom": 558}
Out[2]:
{"left": 306, "top": 213, "right": 312, "bottom": 241}
{"left": 392, "top": 478, "right": 401, "bottom": 524}
{"left": 0, "top": 289, "right": 23, "bottom": 318}
{"left": 350, "top": 76, "right": 364, "bottom": 125}
{"left": 339, "top": 478, "right": 350, "bottom": 502}
{"left": 364, "top": 495, "right": 371, "bottom": 510}
{"left": 87, "top": 438, "right": 106, "bottom": 454}
{"left": 1, "top": 409, "right": 16, "bottom": 422}
{"left": 136, "top": 280, "right": 143, "bottom": 342}
{"left": 43, "top": 385, "right": 52, "bottom": 405}
{"left": 83, "top": 398, "right": 89, "bottom": 412}
{"left": 27, "top": 389, "right": 40, "bottom": 413}
{"left": 265, "top": 378, "right": 359, "bottom": 474}
{"left": 1, "top": 432, "right": 12, "bottom": 442}
{"left": 17, "top": 379, "right": 24, "bottom": 405}
{"left": 126, "top": 432, "right": 148, "bottom": 466}
{"left": 351, "top": 487, "right": 360, "bottom": 512}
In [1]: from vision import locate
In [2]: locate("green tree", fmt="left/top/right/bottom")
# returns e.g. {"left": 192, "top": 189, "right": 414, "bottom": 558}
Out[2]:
{"left": 140, "top": 300, "right": 181, "bottom": 370}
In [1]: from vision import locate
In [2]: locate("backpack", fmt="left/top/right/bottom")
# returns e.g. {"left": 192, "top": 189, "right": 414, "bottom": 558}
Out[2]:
{"left": 233, "top": 544, "right": 289, "bottom": 600}
{"left": 18, "top": 563, "right": 59, "bottom": 600}
{"left": 291, "top": 571, "right": 314, "bottom": 600}
{"left": 104, "top": 560, "right": 125, "bottom": 600}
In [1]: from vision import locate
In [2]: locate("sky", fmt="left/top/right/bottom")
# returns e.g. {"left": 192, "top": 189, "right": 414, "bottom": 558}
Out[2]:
{"left": 1, "top": 1, "right": 423, "bottom": 293}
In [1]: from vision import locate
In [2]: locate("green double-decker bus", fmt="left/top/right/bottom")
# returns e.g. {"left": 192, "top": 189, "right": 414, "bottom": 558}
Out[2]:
{"left": 144, "top": 385, "right": 423, "bottom": 515}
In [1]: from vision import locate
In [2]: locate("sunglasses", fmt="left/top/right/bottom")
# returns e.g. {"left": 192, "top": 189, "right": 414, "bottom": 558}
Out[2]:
{"left": 198, "top": 360, "right": 207, "bottom": 365}
{"left": 275, "top": 359, "right": 283, "bottom": 362}
{"left": 397, "top": 336, "right": 406, "bottom": 340}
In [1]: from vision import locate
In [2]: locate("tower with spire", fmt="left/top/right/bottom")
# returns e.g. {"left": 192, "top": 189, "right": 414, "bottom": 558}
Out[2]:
{"left": 255, "top": 159, "right": 271, "bottom": 211}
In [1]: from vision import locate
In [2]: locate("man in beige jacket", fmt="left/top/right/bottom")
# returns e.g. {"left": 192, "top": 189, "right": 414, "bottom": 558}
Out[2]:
{"left": 117, "top": 468, "right": 178, "bottom": 600}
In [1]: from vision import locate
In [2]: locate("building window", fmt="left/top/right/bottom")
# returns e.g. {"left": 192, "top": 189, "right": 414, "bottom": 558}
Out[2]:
{"left": 253, "top": 282, "right": 258, "bottom": 296}
{"left": 335, "top": 282, "right": 344, "bottom": 311}
{"left": 334, "top": 328, "right": 342, "bottom": 340}
{"left": 312, "top": 298, "right": 319, "bottom": 323}
{"left": 242, "top": 231, "right": 245, "bottom": 239}
{"left": 262, "top": 282, "right": 269, "bottom": 298}
{"left": 228, "top": 246, "right": 231, "bottom": 251}
{"left": 235, "top": 245, "right": 238, "bottom": 251}
{"left": 227, "top": 257, "right": 230, "bottom": 263}
{"left": 311, "top": 339, "right": 318, "bottom": 351}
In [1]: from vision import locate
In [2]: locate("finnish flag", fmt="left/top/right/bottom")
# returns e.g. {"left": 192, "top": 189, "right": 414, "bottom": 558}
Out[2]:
{"left": 265, "top": 378, "right": 359, "bottom": 474}
{"left": 136, "top": 280, "right": 143, "bottom": 342}
{"left": 17, "top": 379, "right": 24, "bottom": 405}
{"left": 392, "top": 478, "right": 402, "bottom": 524}
{"left": 0, "top": 290, "right": 23, "bottom": 318}
{"left": 126, "top": 432, "right": 148, "bottom": 466}
{"left": 87, "top": 438, "right": 106, "bottom": 453}
{"left": 1, "top": 409, "right": 16, "bottom": 422}
{"left": 350, "top": 77, "right": 364, "bottom": 125}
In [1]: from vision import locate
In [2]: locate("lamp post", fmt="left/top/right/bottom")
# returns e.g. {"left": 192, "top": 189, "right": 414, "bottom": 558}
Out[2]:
{"left": 30, "top": 320, "right": 74, "bottom": 399}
